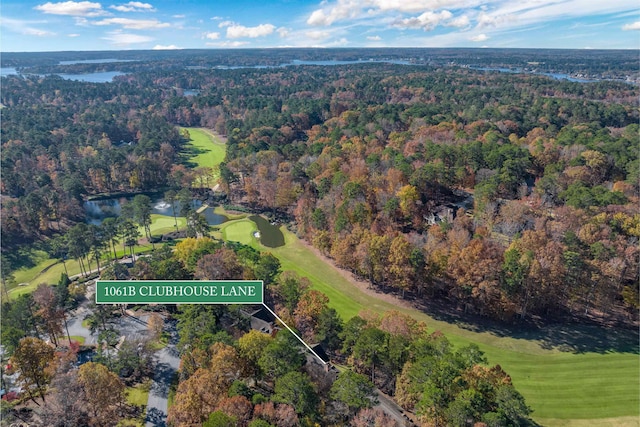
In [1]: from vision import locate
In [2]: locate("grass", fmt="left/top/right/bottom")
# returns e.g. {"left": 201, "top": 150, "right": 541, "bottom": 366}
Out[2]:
{"left": 181, "top": 127, "right": 226, "bottom": 185}
{"left": 127, "top": 380, "right": 151, "bottom": 407}
{"left": 68, "top": 335, "right": 86, "bottom": 344}
{"left": 218, "top": 215, "right": 640, "bottom": 425}
{"left": 4, "top": 214, "right": 187, "bottom": 302}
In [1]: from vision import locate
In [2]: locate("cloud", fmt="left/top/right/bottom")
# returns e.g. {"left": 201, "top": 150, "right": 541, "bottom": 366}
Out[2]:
{"left": 226, "top": 23, "right": 275, "bottom": 38}
{"left": 367, "top": 35, "right": 381, "bottom": 40}
{"left": 24, "top": 27, "right": 56, "bottom": 36}
{"left": 0, "top": 17, "right": 57, "bottom": 36}
{"left": 218, "top": 20, "right": 234, "bottom": 28}
{"left": 110, "top": 2, "right": 155, "bottom": 12}
{"left": 305, "top": 30, "right": 331, "bottom": 40}
{"left": 277, "top": 27, "right": 289, "bottom": 38}
{"left": 153, "top": 44, "right": 181, "bottom": 50}
{"left": 207, "top": 40, "right": 250, "bottom": 47}
{"left": 34, "top": 1, "right": 106, "bottom": 17}
{"left": 102, "top": 30, "right": 153, "bottom": 45}
{"left": 307, "top": 0, "right": 479, "bottom": 26}
{"left": 68, "top": 33, "right": 80, "bottom": 36}
{"left": 622, "top": 21, "right": 640, "bottom": 30}
{"left": 205, "top": 32, "right": 220, "bottom": 39}
{"left": 447, "top": 15, "right": 470, "bottom": 28}
{"left": 93, "top": 17, "right": 170, "bottom": 29}
{"left": 211, "top": 16, "right": 224, "bottom": 21}
{"left": 393, "top": 10, "right": 453, "bottom": 31}
{"left": 173, "top": 14, "right": 185, "bottom": 18}
{"left": 470, "top": 33, "right": 488, "bottom": 41}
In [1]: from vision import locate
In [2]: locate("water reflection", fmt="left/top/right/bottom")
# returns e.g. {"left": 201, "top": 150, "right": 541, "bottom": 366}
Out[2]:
{"left": 249, "top": 215, "right": 284, "bottom": 248}
{"left": 84, "top": 196, "right": 227, "bottom": 226}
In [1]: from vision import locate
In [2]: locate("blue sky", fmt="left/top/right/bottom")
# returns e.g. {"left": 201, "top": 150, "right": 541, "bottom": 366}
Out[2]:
{"left": 1, "top": 0, "right": 639, "bottom": 52}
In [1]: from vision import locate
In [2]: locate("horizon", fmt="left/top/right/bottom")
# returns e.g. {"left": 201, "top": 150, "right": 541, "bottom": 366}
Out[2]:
{"left": 3, "top": 46, "right": 640, "bottom": 54}
{"left": 1, "top": 0, "right": 639, "bottom": 52}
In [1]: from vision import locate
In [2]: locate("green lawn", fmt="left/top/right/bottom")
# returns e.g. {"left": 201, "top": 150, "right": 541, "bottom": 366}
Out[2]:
{"left": 182, "top": 127, "right": 226, "bottom": 185}
{"left": 127, "top": 381, "right": 151, "bottom": 407}
{"left": 4, "top": 214, "right": 186, "bottom": 301}
{"left": 218, "top": 215, "right": 640, "bottom": 426}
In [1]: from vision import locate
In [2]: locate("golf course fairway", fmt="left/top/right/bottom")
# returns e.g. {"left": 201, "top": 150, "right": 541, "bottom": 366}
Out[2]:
{"left": 219, "top": 215, "right": 639, "bottom": 427}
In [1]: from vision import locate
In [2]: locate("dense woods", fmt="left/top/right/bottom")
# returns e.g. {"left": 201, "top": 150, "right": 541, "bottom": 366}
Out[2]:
{"left": 1, "top": 49, "right": 638, "bottom": 425}
{"left": 2, "top": 50, "right": 639, "bottom": 322}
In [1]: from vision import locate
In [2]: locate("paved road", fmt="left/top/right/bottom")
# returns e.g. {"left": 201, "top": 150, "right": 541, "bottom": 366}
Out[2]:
{"left": 376, "top": 390, "right": 413, "bottom": 426}
{"left": 145, "top": 321, "right": 180, "bottom": 427}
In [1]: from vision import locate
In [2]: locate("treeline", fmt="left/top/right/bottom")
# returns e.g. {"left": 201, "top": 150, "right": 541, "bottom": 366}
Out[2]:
{"left": 106, "top": 238, "right": 531, "bottom": 426}
{"left": 2, "top": 233, "right": 533, "bottom": 425}
{"left": 2, "top": 59, "right": 639, "bottom": 323}
{"left": 4, "top": 48, "right": 639, "bottom": 80}
{"left": 0, "top": 74, "right": 184, "bottom": 252}
{"left": 206, "top": 65, "right": 639, "bottom": 322}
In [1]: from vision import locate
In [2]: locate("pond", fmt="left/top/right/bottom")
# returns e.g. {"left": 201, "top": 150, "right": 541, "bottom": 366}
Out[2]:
{"left": 249, "top": 215, "right": 284, "bottom": 248}
{"left": 84, "top": 196, "right": 227, "bottom": 226}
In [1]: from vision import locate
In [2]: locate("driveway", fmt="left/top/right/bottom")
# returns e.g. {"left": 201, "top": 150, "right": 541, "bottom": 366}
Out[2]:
{"left": 145, "top": 320, "right": 180, "bottom": 427}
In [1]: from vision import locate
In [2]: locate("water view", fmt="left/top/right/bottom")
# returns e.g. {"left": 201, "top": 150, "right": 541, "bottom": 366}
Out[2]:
{"left": 249, "top": 215, "right": 284, "bottom": 248}
{"left": 57, "top": 71, "right": 127, "bottom": 83}
{"left": 84, "top": 196, "right": 227, "bottom": 226}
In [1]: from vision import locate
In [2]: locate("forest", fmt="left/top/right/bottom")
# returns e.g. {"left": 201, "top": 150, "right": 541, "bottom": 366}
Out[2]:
{"left": 1, "top": 49, "right": 638, "bottom": 426}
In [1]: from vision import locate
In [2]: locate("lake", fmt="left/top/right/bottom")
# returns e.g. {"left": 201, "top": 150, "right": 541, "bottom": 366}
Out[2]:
{"left": 84, "top": 196, "right": 227, "bottom": 226}
{"left": 469, "top": 66, "right": 596, "bottom": 83}
{"left": 0, "top": 67, "right": 18, "bottom": 77}
{"left": 249, "top": 215, "right": 284, "bottom": 248}
{"left": 57, "top": 71, "right": 127, "bottom": 83}
{"left": 59, "top": 59, "right": 137, "bottom": 65}
{"left": 1, "top": 68, "right": 126, "bottom": 83}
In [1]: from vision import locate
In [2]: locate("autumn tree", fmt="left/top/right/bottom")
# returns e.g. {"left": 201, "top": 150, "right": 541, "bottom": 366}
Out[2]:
{"left": 33, "top": 283, "right": 66, "bottom": 346}
{"left": 40, "top": 368, "right": 89, "bottom": 427}
{"left": 350, "top": 407, "right": 400, "bottom": 427}
{"left": 169, "top": 343, "right": 242, "bottom": 426}
{"left": 10, "top": 337, "right": 55, "bottom": 404}
{"left": 195, "top": 248, "right": 244, "bottom": 280}
{"left": 238, "top": 330, "right": 273, "bottom": 376}
{"left": 77, "top": 362, "right": 126, "bottom": 427}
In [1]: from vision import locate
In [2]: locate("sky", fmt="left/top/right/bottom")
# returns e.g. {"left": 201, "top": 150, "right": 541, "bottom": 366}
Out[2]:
{"left": 1, "top": 0, "right": 639, "bottom": 52}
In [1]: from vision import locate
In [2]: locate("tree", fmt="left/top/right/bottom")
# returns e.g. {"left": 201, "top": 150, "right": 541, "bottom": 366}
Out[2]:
{"left": 187, "top": 211, "right": 211, "bottom": 238}
{"left": 293, "top": 289, "right": 329, "bottom": 341}
{"left": 169, "top": 344, "right": 242, "bottom": 426}
{"left": 195, "top": 248, "right": 244, "bottom": 280}
{"left": 67, "top": 223, "right": 91, "bottom": 277}
{"left": 165, "top": 189, "right": 179, "bottom": 230}
{"left": 78, "top": 362, "right": 126, "bottom": 427}
{"left": 330, "top": 370, "right": 377, "bottom": 417}
{"left": 101, "top": 217, "right": 120, "bottom": 261}
{"left": 255, "top": 253, "right": 281, "bottom": 286}
{"left": 40, "top": 368, "right": 89, "bottom": 427}
{"left": 215, "top": 395, "right": 253, "bottom": 426}
{"left": 33, "top": 283, "right": 66, "bottom": 345}
{"left": 203, "top": 410, "right": 238, "bottom": 427}
{"left": 258, "top": 332, "right": 305, "bottom": 379}
{"left": 275, "top": 271, "right": 310, "bottom": 312}
{"left": 352, "top": 328, "right": 388, "bottom": 383}
{"left": 132, "top": 194, "right": 154, "bottom": 249}
{"left": 10, "top": 337, "right": 55, "bottom": 404}
{"left": 350, "top": 407, "right": 400, "bottom": 427}
{"left": 119, "top": 218, "right": 141, "bottom": 261}
{"left": 238, "top": 330, "right": 273, "bottom": 375}
{"left": 273, "top": 371, "right": 318, "bottom": 416}
{"left": 148, "top": 313, "right": 165, "bottom": 340}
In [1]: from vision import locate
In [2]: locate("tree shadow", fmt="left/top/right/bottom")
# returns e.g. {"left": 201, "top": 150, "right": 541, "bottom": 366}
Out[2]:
{"left": 145, "top": 407, "right": 167, "bottom": 426}
{"left": 409, "top": 293, "right": 639, "bottom": 355}
{"left": 150, "top": 362, "right": 175, "bottom": 398}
